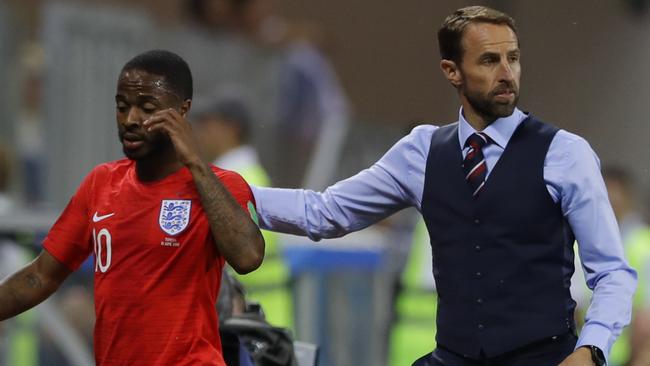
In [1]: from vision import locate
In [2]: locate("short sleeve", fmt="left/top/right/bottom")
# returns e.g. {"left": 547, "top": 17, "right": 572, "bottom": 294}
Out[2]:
{"left": 42, "top": 170, "right": 96, "bottom": 271}
{"left": 214, "top": 168, "right": 257, "bottom": 223}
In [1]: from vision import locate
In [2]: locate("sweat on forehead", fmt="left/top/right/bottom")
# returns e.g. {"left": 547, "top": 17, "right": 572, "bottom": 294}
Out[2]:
{"left": 118, "top": 69, "right": 176, "bottom": 93}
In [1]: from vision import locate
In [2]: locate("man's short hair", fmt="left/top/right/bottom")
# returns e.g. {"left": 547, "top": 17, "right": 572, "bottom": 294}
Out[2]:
{"left": 121, "top": 50, "right": 193, "bottom": 100}
{"left": 438, "top": 6, "right": 517, "bottom": 64}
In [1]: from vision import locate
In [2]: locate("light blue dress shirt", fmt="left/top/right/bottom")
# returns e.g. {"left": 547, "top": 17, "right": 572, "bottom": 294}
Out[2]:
{"left": 252, "top": 107, "right": 637, "bottom": 359}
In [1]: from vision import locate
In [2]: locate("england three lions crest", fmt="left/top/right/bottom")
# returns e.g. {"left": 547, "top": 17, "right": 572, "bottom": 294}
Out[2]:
{"left": 159, "top": 200, "right": 192, "bottom": 236}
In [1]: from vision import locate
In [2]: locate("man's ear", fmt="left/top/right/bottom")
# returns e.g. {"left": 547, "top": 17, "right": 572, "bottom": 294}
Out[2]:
{"left": 180, "top": 99, "right": 192, "bottom": 117}
{"left": 440, "top": 59, "right": 462, "bottom": 88}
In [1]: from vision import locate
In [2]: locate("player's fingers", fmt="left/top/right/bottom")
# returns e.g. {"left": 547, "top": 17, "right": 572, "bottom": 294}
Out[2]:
{"left": 155, "top": 108, "right": 185, "bottom": 124}
{"left": 142, "top": 116, "right": 167, "bottom": 133}
{"left": 143, "top": 124, "right": 172, "bottom": 139}
{"left": 144, "top": 114, "right": 193, "bottom": 142}
{"left": 143, "top": 109, "right": 187, "bottom": 131}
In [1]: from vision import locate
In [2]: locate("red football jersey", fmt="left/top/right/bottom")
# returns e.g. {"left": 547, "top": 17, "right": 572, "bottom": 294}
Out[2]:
{"left": 43, "top": 159, "right": 256, "bottom": 365}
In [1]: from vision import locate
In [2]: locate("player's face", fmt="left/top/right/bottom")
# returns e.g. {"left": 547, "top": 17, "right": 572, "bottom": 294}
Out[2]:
{"left": 458, "top": 23, "right": 521, "bottom": 123}
{"left": 115, "top": 70, "right": 181, "bottom": 160}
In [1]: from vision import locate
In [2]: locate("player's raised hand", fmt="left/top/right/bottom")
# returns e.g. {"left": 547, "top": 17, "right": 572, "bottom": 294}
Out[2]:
{"left": 143, "top": 108, "right": 202, "bottom": 167}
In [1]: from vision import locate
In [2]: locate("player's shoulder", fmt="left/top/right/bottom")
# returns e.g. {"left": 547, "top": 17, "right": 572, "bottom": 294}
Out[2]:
{"left": 210, "top": 164, "right": 254, "bottom": 205}
{"left": 86, "top": 159, "right": 133, "bottom": 180}
{"left": 210, "top": 164, "right": 250, "bottom": 189}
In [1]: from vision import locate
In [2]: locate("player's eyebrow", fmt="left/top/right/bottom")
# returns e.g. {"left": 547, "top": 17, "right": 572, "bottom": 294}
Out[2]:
{"left": 114, "top": 94, "right": 161, "bottom": 103}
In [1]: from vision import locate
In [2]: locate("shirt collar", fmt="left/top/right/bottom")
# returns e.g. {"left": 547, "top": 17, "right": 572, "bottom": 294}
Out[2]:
{"left": 457, "top": 107, "right": 527, "bottom": 149}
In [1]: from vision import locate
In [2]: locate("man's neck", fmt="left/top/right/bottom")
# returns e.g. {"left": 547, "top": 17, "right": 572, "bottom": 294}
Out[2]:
{"left": 461, "top": 106, "right": 494, "bottom": 132}
{"left": 135, "top": 148, "right": 184, "bottom": 182}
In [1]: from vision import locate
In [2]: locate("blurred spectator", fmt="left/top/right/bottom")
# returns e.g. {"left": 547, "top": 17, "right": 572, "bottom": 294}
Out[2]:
{"left": 602, "top": 166, "right": 650, "bottom": 365}
{"left": 0, "top": 142, "right": 39, "bottom": 366}
{"left": 192, "top": 96, "right": 293, "bottom": 330}
{"left": 193, "top": 95, "right": 260, "bottom": 175}
{"left": 599, "top": 166, "right": 649, "bottom": 366}
{"left": 15, "top": 41, "right": 45, "bottom": 205}
{"left": 389, "top": 219, "right": 437, "bottom": 365}
{"left": 626, "top": 226, "right": 650, "bottom": 366}
{"left": 186, "top": 0, "right": 276, "bottom": 40}
{"left": 186, "top": 0, "right": 350, "bottom": 188}
{"left": 0, "top": 142, "right": 13, "bottom": 211}
{"left": 603, "top": 165, "right": 646, "bottom": 244}
{"left": 0, "top": 144, "right": 13, "bottom": 330}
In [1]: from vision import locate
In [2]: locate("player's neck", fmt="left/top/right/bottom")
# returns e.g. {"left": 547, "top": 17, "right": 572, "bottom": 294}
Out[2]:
{"left": 135, "top": 148, "right": 184, "bottom": 183}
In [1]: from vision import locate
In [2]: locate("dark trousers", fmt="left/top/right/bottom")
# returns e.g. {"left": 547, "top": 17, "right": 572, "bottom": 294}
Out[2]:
{"left": 412, "top": 332, "right": 578, "bottom": 366}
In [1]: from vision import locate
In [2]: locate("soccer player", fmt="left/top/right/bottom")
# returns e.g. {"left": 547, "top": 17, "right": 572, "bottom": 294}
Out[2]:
{"left": 0, "top": 49, "right": 265, "bottom": 365}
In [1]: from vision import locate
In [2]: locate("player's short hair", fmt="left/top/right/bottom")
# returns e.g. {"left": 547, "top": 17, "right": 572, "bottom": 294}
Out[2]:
{"left": 121, "top": 49, "right": 193, "bottom": 100}
{"left": 438, "top": 6, "right": 517, "bottom": 64}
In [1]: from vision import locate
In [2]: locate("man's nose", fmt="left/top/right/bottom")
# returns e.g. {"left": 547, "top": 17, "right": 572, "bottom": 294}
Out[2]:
{"left": 498, "top": 59, "right": 515, "bottom": 82}
{"left": 124, "top": 108, "right": 143, "bottom": 128}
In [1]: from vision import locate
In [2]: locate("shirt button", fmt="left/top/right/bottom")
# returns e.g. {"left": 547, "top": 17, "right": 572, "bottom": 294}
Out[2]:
{"left": 474, "top": 245, "right": 481, "bottom": 251}
{"left": 476, "top": 298, "right": 483, "bottom": 305}
{"left": 475, "top": 272, "right": 483, "bottom": 278}
{"left": 478, "top": 324, "right": 485, "bottom": 330}
{"left": 474, "top": 219, "right": 481, "bottom": 225}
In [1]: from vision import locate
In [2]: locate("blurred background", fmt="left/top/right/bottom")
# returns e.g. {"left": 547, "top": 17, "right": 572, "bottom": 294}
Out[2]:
{"left": 1, "top": 0, "right": 649, "bottom": 365}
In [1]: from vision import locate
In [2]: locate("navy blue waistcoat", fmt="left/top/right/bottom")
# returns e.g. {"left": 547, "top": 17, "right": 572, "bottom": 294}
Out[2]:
{"left": 421, "top": 116, "right": 576, "bottom": 358}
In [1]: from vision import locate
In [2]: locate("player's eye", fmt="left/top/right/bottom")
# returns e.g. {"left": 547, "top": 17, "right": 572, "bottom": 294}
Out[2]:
{"left": 116, "top": 102, "right": 128, "bottom": 113}
{"left": 142, "top": 103, "right": 157, "bottom": 114}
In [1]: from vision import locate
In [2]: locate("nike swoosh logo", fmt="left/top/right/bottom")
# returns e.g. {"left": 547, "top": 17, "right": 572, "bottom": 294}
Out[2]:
{"left": 93, "top": 212, "right": 115, "bottom": 223}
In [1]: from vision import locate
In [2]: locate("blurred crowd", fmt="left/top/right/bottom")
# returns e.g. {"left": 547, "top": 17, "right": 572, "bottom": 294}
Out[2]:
{"left": 0, "top": 1, "right": 649, "bottom": 366}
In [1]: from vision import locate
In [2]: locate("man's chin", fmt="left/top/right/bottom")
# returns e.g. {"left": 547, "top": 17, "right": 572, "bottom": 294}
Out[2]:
{"left": 123, "top": 148, "right": 144, "bottom": 161}
{"left": 490, "top": 98, "right": 518, "bottom": 118}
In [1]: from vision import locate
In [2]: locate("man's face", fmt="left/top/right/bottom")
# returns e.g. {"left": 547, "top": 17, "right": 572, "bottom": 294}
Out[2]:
{"left": 115, "top": 69, "right": 181, "bottom": 160}
{"left": 457, "top": 23, "right": 521, "bottom": 122}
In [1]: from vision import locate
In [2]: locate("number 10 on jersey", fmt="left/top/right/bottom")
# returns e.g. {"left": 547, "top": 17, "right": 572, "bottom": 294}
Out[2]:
{"left": 93, "top": 228, "right": 112, "bottom": 273}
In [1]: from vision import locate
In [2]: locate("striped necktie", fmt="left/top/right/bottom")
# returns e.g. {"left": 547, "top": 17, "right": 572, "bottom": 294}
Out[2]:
{"left": 462, "top": 132, "right": 490, "bottom": 197}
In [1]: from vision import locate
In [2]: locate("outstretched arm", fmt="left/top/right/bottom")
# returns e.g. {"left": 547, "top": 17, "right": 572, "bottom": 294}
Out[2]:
{"left": 0, "top": 250, "right": 71, "bottom": 321}
{"left": 252, "top": 125, "right": 436, "bottom": 241}
{"left": 144, "top": 108, "right": 264, "bottom": 274}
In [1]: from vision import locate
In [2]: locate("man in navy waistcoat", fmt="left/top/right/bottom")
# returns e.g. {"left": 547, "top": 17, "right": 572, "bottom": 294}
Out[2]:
{"left": 250, "top": 5, "right": 636, "bottom": 366}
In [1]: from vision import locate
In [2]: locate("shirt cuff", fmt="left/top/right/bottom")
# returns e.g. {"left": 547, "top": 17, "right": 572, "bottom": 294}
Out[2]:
{"left": 576, "top": 322, "right": 612, "bottom": 361}
{"left": 250, "top": 185, "right": 270, "bottom": 229}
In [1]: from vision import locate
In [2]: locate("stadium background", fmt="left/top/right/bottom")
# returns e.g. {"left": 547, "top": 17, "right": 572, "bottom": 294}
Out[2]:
{"left": 0, "top": 0, "right": 649, "bottom": 365}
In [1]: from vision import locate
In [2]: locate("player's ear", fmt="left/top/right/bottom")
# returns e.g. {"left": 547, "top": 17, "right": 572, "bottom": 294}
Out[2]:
{"left": 180, "top": 99, "right": 191, "bottom": 118}
{"left": 440, "top": 59, "right": 462, "bottom": 88}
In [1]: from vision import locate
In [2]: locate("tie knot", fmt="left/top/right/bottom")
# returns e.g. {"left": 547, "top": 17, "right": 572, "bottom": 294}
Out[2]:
{"left": 465, "top": 132, "right": 489, "bottom": 149}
